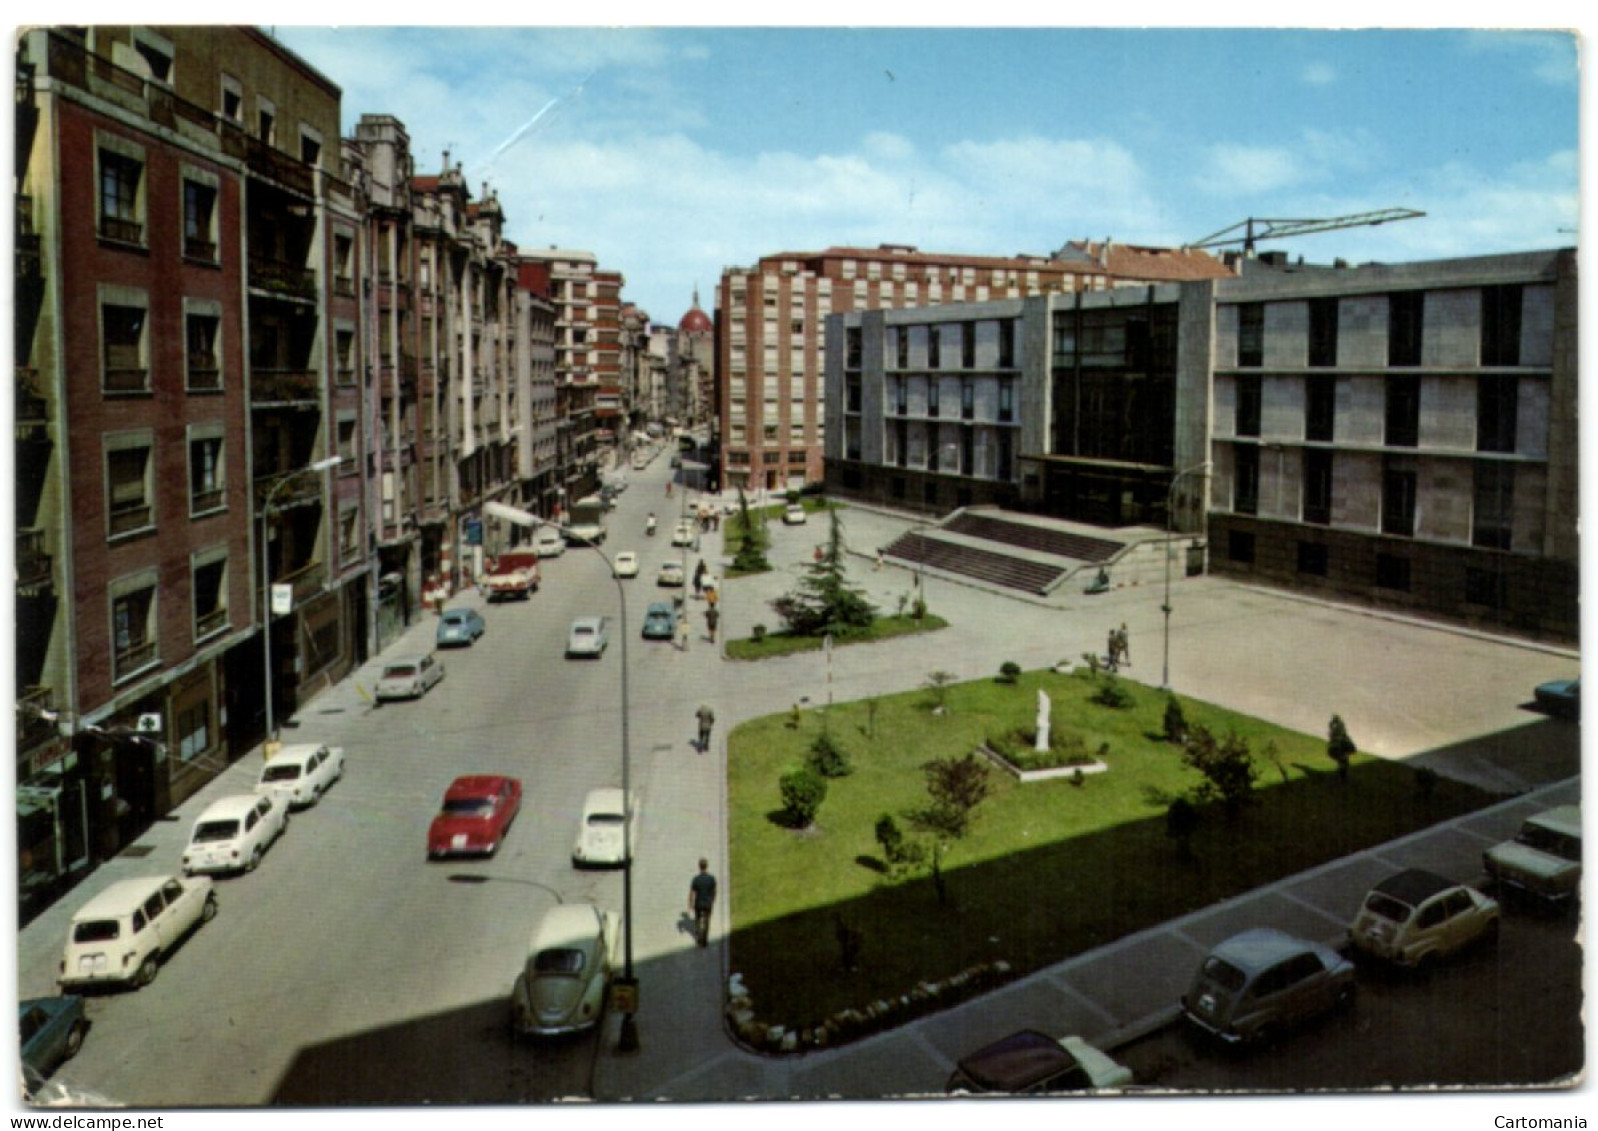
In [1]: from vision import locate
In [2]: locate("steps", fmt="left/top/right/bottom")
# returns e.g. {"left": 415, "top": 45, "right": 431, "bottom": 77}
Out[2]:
{"left": 943, "top": 512, "right": 1123, "bottom": 563}
{"left": 883, "top": 531, "right": 1067, "bottom": 595}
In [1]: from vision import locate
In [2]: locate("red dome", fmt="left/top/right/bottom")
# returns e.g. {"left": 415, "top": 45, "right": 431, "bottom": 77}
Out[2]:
{"left": 679, "top": 306, "right": 712, "bottom": 334}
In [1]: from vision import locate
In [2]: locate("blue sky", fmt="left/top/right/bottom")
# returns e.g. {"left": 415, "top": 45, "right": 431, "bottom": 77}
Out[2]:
{"left": 266, "top": 23, "right": 1580, "bottom": 323}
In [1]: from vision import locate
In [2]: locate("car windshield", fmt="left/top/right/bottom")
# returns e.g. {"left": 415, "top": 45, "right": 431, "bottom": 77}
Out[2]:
{"left": 587, "top": 813, "right": 625, "bottom": 827}
{"left": 442, "top": 799, "right": 494, "bottom": 817}
{"left": 72, "top": 919, "right": 120, "bottom": 943}
{"left": 533, "top": 947, "right": 586, "bottom": 975}
{"left": 262, "top": 764, "right": 303, "bottom": 782}
{"left": 384, "top": 665, "right": 416, "bottom": 678}
{"left": 573, "top": 627, "right": 594, "bottom": 638}
{"left": 1363, "top": 892, "right": 1414, "bottom": 922}
{"left": 1200, "top": 956, "right": 1247, "bottom": 993}
{"left": 443, "top": 614, "right": 465, "bottom": 625}
{"left": 1518, "top": 825, "right": 1579, "bottom": 860}
{"left": 192, "top": 819, "right": 241, "bottom": 843}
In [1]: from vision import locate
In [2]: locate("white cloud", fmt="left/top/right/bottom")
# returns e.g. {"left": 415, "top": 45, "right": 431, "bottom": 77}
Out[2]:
{"left": 1194, "top": 143, "right": 1305, "bottom": 196}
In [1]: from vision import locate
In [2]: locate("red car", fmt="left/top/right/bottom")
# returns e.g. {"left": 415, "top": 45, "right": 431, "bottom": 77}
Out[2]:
{"left": 427, "top": 775, "right": 523, "bottom": 859}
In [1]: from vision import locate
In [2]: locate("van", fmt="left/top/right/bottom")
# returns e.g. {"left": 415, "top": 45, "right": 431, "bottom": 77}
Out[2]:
{"left": 1483, "top": 805, "right": 1581, "bottom": 903}
{"left": 59, "top": 875, "right": 217, "bottom": 990}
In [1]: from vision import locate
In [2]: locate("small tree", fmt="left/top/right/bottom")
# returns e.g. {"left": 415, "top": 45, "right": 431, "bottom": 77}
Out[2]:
{"left": 923, "top": 670, "right": 957, "bottom": 713}
{"left": 769, "top": 508, "right": 877, "bottom": 636}
{"left": 808, "top": 731, "right": 852, "bottom": 778}
{"left": 997, "top": 661, "right": 1022, "bottom": 684}
{"left": 873, "top": 813, "right": 925, "bottom": 875}
{"left": 1166, "top": 796, "right": 1200, "bottom": 857}
{"left": 1163, "top": 695, "right": 1189, "bottom": 744}
{"left": 1182, "top": 723, "right": 1259, "bottom": 816}
{"left": 919, "top": 753, "right": 992, "bottom": 837}
{"left": 779, "top": 766, "right": 827, "bottom": 828}
{"left": 731, "top": 486, "right": 770, "bottom": 574}
{"left": 1327, "top": 715, "right": 1356, "bottom": 782}
{"left": 1091, "top": 674, "right": 1134, "bottom": 710}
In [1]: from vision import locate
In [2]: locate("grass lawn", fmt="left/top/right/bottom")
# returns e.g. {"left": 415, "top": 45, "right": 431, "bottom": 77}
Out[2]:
{"left": 726, "top": 667, "right": 1497, "bottom": 1029}
{"left": 725, "top": 613, "right": 950, "bottom": 660}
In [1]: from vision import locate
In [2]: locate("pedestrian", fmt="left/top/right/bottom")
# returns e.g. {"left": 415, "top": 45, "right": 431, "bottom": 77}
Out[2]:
{"left": 1106, "top": 626, "right": 1120, "bottom": 672}
{"left": 706, "top": 606, "right": 719, "bottom": 642}
{"left": 712, "top": 511, "right": 721, "bottom": 532}
{"left": 676, "top": 616, "right": 690, "bottom": 652}
{"left": 874, "top": 549, "right": 884, "bottom": 572}
{"left": 696, "top": 703, "right": 715, "bottom": 750}
{"left": 688, "top": 858, "right": 717, "bottom": 948}
{"left": 666, "top": 481, "right": 673, "bottom": 498}
{"left": 705, "top": 582, "right": 719, "bottom": 610}
{"left": 1119, "top": 623, "right": 1131, "bottom": 666}
{"left": 693, "top": 559, "right": 707, "bottom": 597}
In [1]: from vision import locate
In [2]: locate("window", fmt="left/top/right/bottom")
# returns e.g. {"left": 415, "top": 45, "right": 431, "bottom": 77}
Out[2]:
{"left": 333, "top": 235, "right": 355, "bottom": 297}
{"left": 1233, "top": 446, "right": 1259, "bottom": 515}
{"left": 339, "top": 505, "right": 361, "bottom": 560}
{"left": 257, "top": 98, "right": 277, "bottom": 145}
{"left": 1308, "top": 298, "right": 1338, "bottom": 367}
{"left": 961, "top": 381, "right": 974, "bottom": 420}
{"left": 110, "top": 570, "right": 159, "bottom": 681}
{"left": 845, "top": 327, "right": 862, "bottom": 370}
{"left": 927, "top": 379, "right": 940, "bottom": 418}
{"left": 299, "top": 127, "right": 323, "bottom": 168}
{"left": 1235, "top": 375, "right": 1262, "bottom": 437}
{"left": 182, "top": 178, "right": 218, "bottom": 262}
{"left": 98, "top": 149, "right": 144, "bottom": 244}
{"left": 999, "top": 319, "right": 1017, "bottom": 369}
{"left": 1465, "top": 567, "right": 1508, "bottom": 609}
{"left": 895, "top": 378, "right": 908, "bottom": 416}
{"left": 1302, "top": 449, "right": 1333, "bottom": 525}
{"left": 996, "top": 429, "right": 1013, "bottom": 481}
{"left": 1477, "top": 375, "right": 1518, "bottom": 453}
{"left": 132, "top": 29, "right": 173, "bottom": 83}
{"left": 1237, "top": 303, "right": 1264, "bottom": 368}
{"left": 105, "top": 432, "right": 155, "bottom": 538}
{"left": 335, "top": 328, "right": 356, "bottom": 385}
{"left": 1389, "top": 291, "right": 1423, "bottom": 367}
{"left": 1480, "top": 284, "right": 1522, "bottom": 367}
{"left": 188, "top": 428, "right": 225, "bottom": 515}
{"left": 961, "top": 323, "right": 976, "bottom": 368}
{"left": 1305, "top": 377, "right": 1335, "bottom": 442}
{"left": 102, "top": 295, "right": 149, "bottom": 392}
{"left": 845, "top": 378, "right": 861, "bottom": 413}
{"left": 928, "top": 326, "right": 941, "bottom": 369}
{"left": 192, "top": 547, "right": 228, "bottom": 642}
{"left": 1385, "top": 375, "right": 1420, "bottom": 447}
{"left": 337, "top": 416, "right": 358, "bottom": 465}
{"left": 998, "top": 382, "right": 1014, "bottom": 423}
{"left": 895, "top": 327, "right": 908, "bottom": 369}
{"left": 219, "top": 74, "right": 243, "bottom": 123}
{"left": 1228, "top": 530, "right": 1256, "bottom": 564}
{"left": 1375, "top": 553, "right": 1411, "bottom": 592}
{"left": 1473, "top": 462, "right": 1514, "bottom": 550}
{"left": 1382, "top": 456, "right": 1417, "bottom": 537}
{"left": 1297, "top": 541, "right": 1328, "bottom": 577}
{"left": 186, "top": 310, "right": 221, "bottom": 392}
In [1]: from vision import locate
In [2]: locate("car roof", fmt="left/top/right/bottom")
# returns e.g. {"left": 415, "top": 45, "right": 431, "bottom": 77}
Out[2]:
{"left": 645, "top": 602, "right": 673, "bottom": 614}
{"left": 531, "top": 903, "right": 604, "bottom": 952}
{"left": 266, "top": 743, "right": 326, "bottom": 766}
{"left": 72, "top": 875, "right": 182, "bottom": 919}
{"left": 384, "top": 655, "right": 429, "bottom": 667}
{"left": 1208, "top": 927, "right": 1317, "bottom": 973}
{"left": 195, "top": 794, "right": 266, "bottom": 821}
{"left": 444, "top": 774, "right": 516, "bottom": 799}
{"left": 1526, "top": 805, "right": 1581, "bottom": 836}
{"left": 953, "top": 1030, "right": 1078, "bottom": 1090}
{"left": 1370, "top": 868, "right": 1458, "bottom": 907}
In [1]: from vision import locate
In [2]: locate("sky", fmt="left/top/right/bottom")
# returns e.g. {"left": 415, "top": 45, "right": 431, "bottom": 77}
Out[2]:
{"left": 261, "top": 21, "right": 1583, "bottom": 326}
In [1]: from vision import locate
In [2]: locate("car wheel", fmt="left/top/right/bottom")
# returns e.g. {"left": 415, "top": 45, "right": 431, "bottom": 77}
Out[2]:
{"left": 201, "top": 894, "right": 219, "bottom": 922}
{"left": 63, "top": 1020, "right": 87, "bottom": 1061}
{"left": 135, "top": 954, "right": 160, "bottom": 988}
{"left": 246, "top": 846, "right": 262, "bottom": 873}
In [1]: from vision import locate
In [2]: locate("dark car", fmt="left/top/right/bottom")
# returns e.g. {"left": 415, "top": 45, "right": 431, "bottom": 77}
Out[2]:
{"left": 642, "top": 602, "right": 677, "bottom": 640}
{"left": 1182, "top": 928, "right": 1355, "bottom": 1046}
{"left": 947, "top": 1029, "right": 1133, "bottom": 1093}
{"left": 20, "top": 996, "right": 87, "bottom": 1084}
{"left": 1533, "top": 679, "right": 1579, "bottom": 718}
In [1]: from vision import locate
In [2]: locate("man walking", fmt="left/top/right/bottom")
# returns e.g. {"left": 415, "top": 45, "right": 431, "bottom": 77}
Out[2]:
{"left": 696, "top": 703, "right": 715, "bottom": 750}
{"left": 1118, "top": 623, "right": 1131, "bottom": 666}
{"left": 706, "top": 606, "right": 720, "bottom": 643}
{"left": 688, "top": 858, "right": 717, "bottom": 947}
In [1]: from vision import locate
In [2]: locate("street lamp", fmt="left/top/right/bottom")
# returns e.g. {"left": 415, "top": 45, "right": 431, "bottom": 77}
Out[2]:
{"left": 261, "top": 455, "right": 342, "bottom": 750}
{"left": 1161, "top": 460, "right": 1212, "bottom": 691}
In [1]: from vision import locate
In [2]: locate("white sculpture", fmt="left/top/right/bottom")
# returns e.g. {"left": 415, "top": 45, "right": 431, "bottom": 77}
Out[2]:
{"left": 1035, "top": 689, "right": 1052, "bottom": 752}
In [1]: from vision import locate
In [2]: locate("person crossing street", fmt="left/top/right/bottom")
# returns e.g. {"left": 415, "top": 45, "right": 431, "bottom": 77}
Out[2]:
{"left": 696, "top": 703, "right": 715, "bottom": 751}
{"left": 688, "top": 859, "right": 717, "bottom": 948}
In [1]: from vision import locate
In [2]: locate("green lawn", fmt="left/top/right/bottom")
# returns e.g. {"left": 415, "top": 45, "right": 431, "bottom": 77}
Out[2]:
{"left": 725, "top": 613, "right": 949, "bottom": 660}
{"left": 726, "top": 667, "right": 1496, "bottom": 1029}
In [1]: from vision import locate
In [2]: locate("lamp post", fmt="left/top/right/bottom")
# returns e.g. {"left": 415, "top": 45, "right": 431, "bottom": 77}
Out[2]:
{"left": 1161, "top": 460, "right": 1212, "bottom": 691}
{"left": 261, "top": 455, "right": 342, "bottom": 750}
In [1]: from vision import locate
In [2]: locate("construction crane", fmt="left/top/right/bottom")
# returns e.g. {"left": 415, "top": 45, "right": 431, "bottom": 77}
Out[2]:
{"left": 1185, "top": 209, "right": 1426, "bottom": 254}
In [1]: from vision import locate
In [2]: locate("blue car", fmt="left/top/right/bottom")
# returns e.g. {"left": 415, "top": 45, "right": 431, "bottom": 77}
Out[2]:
{"left": 642, "top": 602, "right": 677, "bottom": 640}
{"left": 436, "top": 608, "right": 486, "bottom": 648}
{"left": 20, "top": 996, "right": 87, "bottom": 1085}
{"left": 1534, "top": 679, "right": 1579, "bottom": 719}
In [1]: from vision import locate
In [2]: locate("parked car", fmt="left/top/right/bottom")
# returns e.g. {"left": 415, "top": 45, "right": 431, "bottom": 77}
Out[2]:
{"left": 613, "top": 551, "right": 640, "bottom": 579}
{"left": 642, "top": 602, "right": 677, "bottom": 640}
{"left": 657, "top": 561, "right": 686, "bottom": 587}
{"left": 376, "top": 653, "right": 445, "bottom": 701}
{"left": 1181, "top": 927, "right": 1355, "bottom": 1046}
{"left": 256, "top": 742, "right": 345, "bottom": 809}
{"left": 534, "top": 527, "right": 566, "bottom": 557}
{"left": 1533, "top": 678, "right": 1579, "bottom": 718}
{"left": 671, "top": 522, "right": 696, "bottom": 547}
{"left": 58, "top": 874, "right": 217, "bottom": 990}
{"left": 783, "top": 503, "right": 808, "bottom": 525}
{"left": 572, "top": 788, "right": 638, "bottom": 868}
{"left": 427, "top": 775, "right": 523, "bottom": 859}
{"left": 946, "top": 1029, "right": 1134, "bottom": 1093}
{"left": 1348, "top": 868, "right": 1500, "bottom": 968}
{"left": 1483, "top": 804, "right": 1581, "bottom": 904}
{"left": 510, "top": 903, "right": 617, "bottom": 1037}
{"left": 181, "top": 793, "right": 289, "bottom": 876}
{"left": 566, "top": 616, "right": 610, "bottom": 658}
{"left": 436, "top": 608, "right": 486, "bottom": 647}
{"left": 20, "top": 996, "right": 88, "bottom": 1084}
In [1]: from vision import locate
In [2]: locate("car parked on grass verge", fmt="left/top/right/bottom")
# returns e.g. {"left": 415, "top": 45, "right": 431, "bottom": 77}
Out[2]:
{"left": 1533, "top": 678, "right": 1579, "bottom": 719}
{"left": 256, "top": 743, "right": 345, "bottom": 809}
{"left": 510, "top": 903, "right": 617, "bottom": 1037}
{"left": 657, "top": 561, "right": 685, "bottom": 587}
{"left": 1483, "top": 804, "right": 1581, "bottom": 905}
{"left": 20, "top": 996, "right": 88, "bottom": 1083}
{"left": 58, "top": 875, "right": 217, "bottom": 991}
{"left": 566, "top": 616, "right": 610, "bottom": 658}
{"left": 181, "top": 793, "right": 289, "bottom": 876}
{"left": 1348, "top": 868, "right": 1499, "bottom": 969}
{"left": 376, "top": 653, "right": 445, "bottom": 701}
{"left": 613, "top": 551, "right": 639, "bottom": 578}
{"left": 783, "top": 503, "right": 808, "bottom": 525}
{"left": 572, "top": 788, "right": 638, "bottom": 868}
{"left": 1181, "top": 927, "right": 1355, "bottom": 1046}
{"left": 427, "top": 775, "right": 523, "bottom": 859}
{"left": 946, "top": 1029, "right": 1134, "bottom": 1093}
{"left": 436, "top": 607, "right": 486, "bottom": 647}
{"left": 641, "top": 602, "right": 677, "bottom": 640}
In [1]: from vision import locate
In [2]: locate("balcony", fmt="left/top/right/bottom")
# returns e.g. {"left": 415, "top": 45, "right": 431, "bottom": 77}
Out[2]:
{"left": 113, "top": 638, "right": 158, "bottom": 682}
{"left": 108, "top": 502, "right": 153, "bottom": 538}
{"left": 251, "top": 369, "right": 320, "bottom": 405}
{"left": 254, "top": 471, "right": 325, "bottom": 511}
{"left": 187, "top": 358, "right": 222, "bottom": 392}
{"left": 184, "top": 236, "right": 218, "bottom": 263}
{"left": 194, "top": 606, "right": 229, "bottom": 641}
{"left": 243, "top": 133, "right": 314, "bottom": 196}
{"left": 190, "top": 487, "right": 225, "bottom": 515}
{"left": 248, "top": 256, "right": 317, "bottom": 300}
{"left": 332, "top": 275, "right": 356, "bottom": 299}
{"left": 16, "top": 685, "right": 57, "bottom": 751}
{"left": 103, "top": 366, "right": 149, "bottom": 394}
{"left": 16, "top": 528, "right": 52, "bottom": 591}
{"left": 99, "top": 216, "right": 144, "bottom": 246}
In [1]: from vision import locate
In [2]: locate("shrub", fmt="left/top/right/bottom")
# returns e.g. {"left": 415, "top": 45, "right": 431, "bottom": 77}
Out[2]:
{"left": 923, "top": 670, "right": 956, "bottom": 713}
{"left": 1091, "top": 675, "right": 1134, "bottom": 710}
{"left": 1069, "top": 768, "right": 1086, "bottom": 788}
{"left": 873, "top": 813, "right": 926, "bottom": 875}
{"left": 1328, "top": 715, "right": 1356, "bottom": 782}
{"left": 808, "top": 732, "right": 853, "bottom": 778}
{"left": 1182, "top": 724, "right": 1259, "bottom": 816}
{"left": 997, "top": 661, "right": 1022, "bottom": 684}
{"left": 751, "top": 623, "right": 768, "bottom": 643}
{"left": 1163, "top": 695, "right": 1188, "bottom": 744}
{"left": 985, "top": 726, "right": 1095, "bottom": 772}
{"left": 779, "top": 766, "right": 827, "bottom": 828}
{"left": 918, "top": 753, "right": 992, "bottom": 837}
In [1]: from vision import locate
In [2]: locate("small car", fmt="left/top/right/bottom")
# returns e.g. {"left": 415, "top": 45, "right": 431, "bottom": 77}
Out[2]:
{"left": 511, "top": 903, "right": 617, "bottom": 1037}
{"left": 946, "top": 1029, "right": 1134, "bottom": 1093}
{"left": 1181, "top": 927, "right": 1355, "bottom": 1046}
{"left": 657, "top": 561, "right": 686, "bottom": 587}
{"left": 376, "top": 653, "right": 445, "bottom": 701}
{"left": 436, "top": 608, "right": 486, "bottom": 647}
{"left": 428, "top": 775, "right": 523, "bottom": 859}
{"left": 642, "top": 602, "right": 677, "bottom": 640}
{"left": 1533, "top": 678, "right": 1579, "bottom": 718}
{"left": 256, "top": 742, "right": 345, "bottom": 809}
{"left": 20, "top": 996, "right": 88, "bottom": 1083}
{"left": 783, "top": 503, "right": 808, "bottom": 525}
{"left": 566, "top": 616, "right": 610, "bottom": 658}
{"left": 534, "top": 527, "right": 566, "bottom": 557}
{"left": 181, "top": 793, "right": 289, "bottom": 876}
{"left": 1348, "top": 868, "right": 1500, "bottom": 968}
{"left": 1483, "top": 804, "right": 1581, "bottom": 903}
{"left": 59, "top": 874, "right": 217, "bottom": 990}
{"left": 613, "top": 551, "right": 640, "bottom": 579}
{"left": 572, "top": 787, "right": 639, "bottom": 868}
{"left": 671, "top": 522, "right": 696, "bottom": 547}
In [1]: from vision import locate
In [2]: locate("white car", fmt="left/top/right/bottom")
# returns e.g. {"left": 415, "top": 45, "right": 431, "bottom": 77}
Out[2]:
{"left": 1348, "top": 868, "right": 1500, "bottom": 968}
{"left": 572, "top": 788, "right": 639, "bottom": 868}
{"left": 534, "top": 527, "right": 566, "bottom": 557}
{"left": 256, "top": 743, "right": 345, "bottom": 808}
{"left": 566, "top": 616, "right": 610, "bottom": 658}
{"left": 657, "top": 561, "right": 685, "bottom": 587}
{"left": 511, "top": 903, "right": 618, "bottom": 1037}
{"left": 181, "top": 794, "right": 289, "bottom": 876}
{"left": 671, "top": 522, "right": 696, "bottom": 547}
{"left": 613, "top": 551, "right": 639, "bottom": 579}
{"left": 783, "top": 504, "right": 808, "bottom": 525}
{"left": 376, "top": 653, "right": 445, "bottom": 701}
{"left": 59, "top": 875, "right": 217, "bottom": 991}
